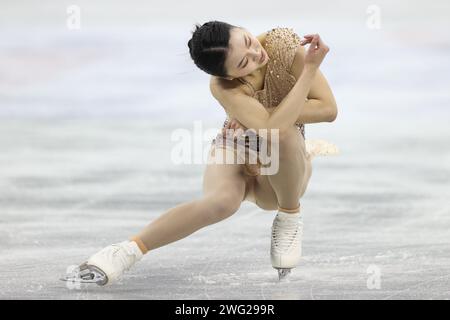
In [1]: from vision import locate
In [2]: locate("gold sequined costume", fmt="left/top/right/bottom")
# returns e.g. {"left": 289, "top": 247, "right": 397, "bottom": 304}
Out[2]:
{"left": 210, "top": 27, "right": 339, "bottom": 176}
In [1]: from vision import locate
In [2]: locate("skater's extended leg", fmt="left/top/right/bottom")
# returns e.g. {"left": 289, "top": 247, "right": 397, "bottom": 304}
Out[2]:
{"left": 131, "top": 146, "right": 248, "bottom": 253}
{"left": 64, "top": 146, "right": 250, "bottom": 286}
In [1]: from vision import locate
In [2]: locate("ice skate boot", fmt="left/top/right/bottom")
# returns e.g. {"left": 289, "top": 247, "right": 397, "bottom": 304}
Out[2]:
{"left": 270, "top": 204, "right": 303, "bottom": 280}
{"left": 61, "top": 240, "right": 143, "bottom": 286}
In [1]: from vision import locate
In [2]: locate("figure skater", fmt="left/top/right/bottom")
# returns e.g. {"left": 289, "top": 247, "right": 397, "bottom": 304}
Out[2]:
{"left": 63, "top": 20, "right": 338, "bottom": 285}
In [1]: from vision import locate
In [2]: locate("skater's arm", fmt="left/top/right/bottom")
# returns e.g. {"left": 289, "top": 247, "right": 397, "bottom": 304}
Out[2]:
{"left": 210, "top": 80, "right": 270, "bottom": 132}
{"left": 211, "top": 69, "right": 315, "bottom": 136}
{"left": 289, "top": 44, "right": 338, "bottom": 124}
{"left": 267, "top": 34, "right": 331, "bottom": 133}
{"left": 266, "top": 66, "right": 316, "bottom": 133}
{"left": 210, "top": 34, "right": 330, "bottom": 135}
{"left": 295, "top": 96, "right": 337, "bottom": 124}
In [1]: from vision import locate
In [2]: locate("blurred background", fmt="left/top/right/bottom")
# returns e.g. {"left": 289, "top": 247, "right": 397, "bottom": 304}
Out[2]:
{"left": 0, "top": 0, "right": 449, "bottom": 299}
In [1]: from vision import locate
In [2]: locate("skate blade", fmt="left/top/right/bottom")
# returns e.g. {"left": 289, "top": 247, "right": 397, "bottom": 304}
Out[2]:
{"left": 60, "top": 262, "right": 108, "bottom": 286}
{"left": 276, "top": 268, "right": 292, "bottom": 281}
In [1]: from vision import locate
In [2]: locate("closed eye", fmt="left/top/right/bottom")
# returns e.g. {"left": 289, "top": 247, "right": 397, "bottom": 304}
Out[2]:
{"left": 238, "top": 35, "right": 252, "bottom": 69}
{"left": 242, "top": 36, "right": 252, "bottom": 68}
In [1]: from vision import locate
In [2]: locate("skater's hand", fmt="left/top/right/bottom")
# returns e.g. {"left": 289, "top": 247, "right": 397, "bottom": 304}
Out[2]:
{"left": 223, "top": 118, "right": 247, "bottom": 139}
{"left": 301, "top": 34, "right": 329, "bottom": 70}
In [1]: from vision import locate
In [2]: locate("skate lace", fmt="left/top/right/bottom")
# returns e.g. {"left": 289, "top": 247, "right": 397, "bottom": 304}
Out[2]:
{"left": 104, "top": 243, "right": 138, "bottom": 272}
{"left": 271, "top": 216, "right": 302, "bottom": 253}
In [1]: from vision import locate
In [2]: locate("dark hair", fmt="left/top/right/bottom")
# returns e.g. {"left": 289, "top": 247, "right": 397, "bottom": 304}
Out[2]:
{"left": 188, "top": 20, "right": 237, "bottom": 77}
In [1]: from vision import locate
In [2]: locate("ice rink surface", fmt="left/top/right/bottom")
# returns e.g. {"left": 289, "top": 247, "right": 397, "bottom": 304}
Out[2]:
{"left": 0, "top": 0, "right": 449, "bottom": 299}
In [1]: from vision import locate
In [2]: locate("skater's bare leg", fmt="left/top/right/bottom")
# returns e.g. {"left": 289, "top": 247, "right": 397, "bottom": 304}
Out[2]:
{"left": 131, "top": 146, "right": 248, "bottom": 253}
{"left": 266, "top": 125, "right": 312, "bottom": 212}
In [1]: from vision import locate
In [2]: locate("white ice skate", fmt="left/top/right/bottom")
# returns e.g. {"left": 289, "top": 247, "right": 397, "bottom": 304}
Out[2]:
{"left": 61, "top": 240, "right": 143, "bottom": 286}
{"left": 270, "top": 211, "right": 303, "bottom": 280}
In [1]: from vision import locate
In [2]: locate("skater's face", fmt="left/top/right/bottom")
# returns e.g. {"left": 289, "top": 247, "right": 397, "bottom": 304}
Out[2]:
{"left": 224, "top": 27, "right": 269, "bottom": 79}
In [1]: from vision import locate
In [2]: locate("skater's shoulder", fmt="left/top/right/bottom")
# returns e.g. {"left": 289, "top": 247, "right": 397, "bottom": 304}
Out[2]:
{"left": 210, "top": 76, "right": 252, "bottom": 98}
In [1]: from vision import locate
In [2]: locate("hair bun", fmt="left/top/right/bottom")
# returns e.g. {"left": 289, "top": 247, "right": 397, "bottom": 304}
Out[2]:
{"left": 187, "top": 20, "right": 234, "bottom": 77}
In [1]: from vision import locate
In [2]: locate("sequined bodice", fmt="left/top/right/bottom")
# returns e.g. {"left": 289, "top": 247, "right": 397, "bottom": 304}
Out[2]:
{"left": 230, "top": 27, "right": 305, "bottom": 138}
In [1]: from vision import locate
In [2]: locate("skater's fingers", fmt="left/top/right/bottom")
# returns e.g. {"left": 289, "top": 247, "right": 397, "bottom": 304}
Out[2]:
{"left": 301, "top": 34, "right": 315, "bottom": 45}
{"left": 310, "top": 34, "right": 320, "bottom": 47}
{"left": 231, "top": 118, "right": 244, "bottom": 129}
{"left": 300, "top": 38, "right": 312, "bottom": 46}
{"left": 231, "top": 121, "right": 238, "bottom": 137}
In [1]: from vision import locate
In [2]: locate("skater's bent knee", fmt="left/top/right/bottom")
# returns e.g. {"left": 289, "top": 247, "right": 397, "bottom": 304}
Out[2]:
{"left": 202, "top": 192, "right": 241, "bottom": 222}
